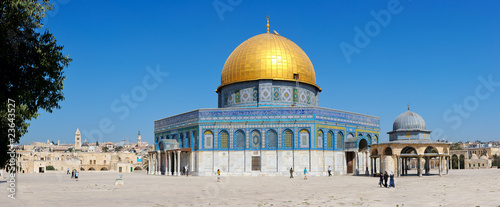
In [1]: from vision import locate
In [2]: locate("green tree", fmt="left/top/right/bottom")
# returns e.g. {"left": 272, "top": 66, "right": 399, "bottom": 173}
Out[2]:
{"left": 115, "top": 146, "right": 123, "bottom": 152}
{"left": 142, "top": 155, "right": 149, "bottom": 170}
{"left": 46, "top": 165, "right": 55, "bottom": 170}
{"left": 493, "top": 154, "right": 499, "bottom": 167}
{"left": 450, "top": 143, "right": 463, "bottom": 150}
{"left": 0, "top": 0, "right": 71, "bottom": 167}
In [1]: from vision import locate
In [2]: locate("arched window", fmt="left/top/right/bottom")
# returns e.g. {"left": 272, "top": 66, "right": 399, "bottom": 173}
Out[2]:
{"left": 194, "top": 131, "right": 198, "bottom": 150}
{"left": 367, "top": 134, "right": 372, "bottom": 145}
{"left": 283, "top": 129, "right": 293, "bottom": 148}
{"left": 179, "top": 134, "right": 184, "bottom": 148}
{"left": 172, "top": 134, "right": 177, "bottom": 143}
{"left": 327, "top": 131, "right": 334, "bottom": 149}
{"left": 374, "top": 135, "right": 378, "bottom": 144}
{"left": 235, "top": 130, "right": 245, "bottom": 149}
{"left": 317, "top": 130, "right": 323, "bottom": 149}
{"left": 204, "top": 130, "right": 213, "bottom": 149}
{"left": 186, "top": 132, "right": 191, "bottom": 148}
{"left": 219, "top": 130, "right": 229, "bottom": 149}
{"left": 337, "top": 131, "right": 344, "bottom": 149}
{"left": 267, "top": 129, "right": 278, "bottom": 149}
{"left": 299, "top": 129, "right": 309, "bottom": 148}
{"left": 251, "top": 130, "right": 261, "bottom": 149}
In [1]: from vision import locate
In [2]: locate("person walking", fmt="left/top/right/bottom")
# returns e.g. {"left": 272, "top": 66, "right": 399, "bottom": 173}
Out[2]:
{"left": 71, "top": 169, "right": 74, "bottom": 178}
{"left": 67, "top": 168, "right": 70, "bottom": 175}
{"left": 289, "top": 168, "right": 294, "bottom": 178}
{"left": 328, "top": 166, "right": 332, "bottom": 177}
{"left": 75, "top": 171, "right": 79, "bottom": 181}
{"left": 303, "top": 168, "right": 307, "bottom": 180}
{"left": 186, "top": 169, "right": 189, "bottom": 177}
{"left": 379, "top": 172, "right": 384, "bottom": 188}
{"left": 383, "top": 171, "right": 389, "bottom": 187}
{"left": 217, "top": 169, "right": 221, "bottom": 182}
{"left": 389, "top": 171, "right": 395, "bottom": 188}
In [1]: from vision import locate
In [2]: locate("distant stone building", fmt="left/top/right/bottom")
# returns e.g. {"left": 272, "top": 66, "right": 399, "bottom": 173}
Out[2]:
{"left": 17, "top": 151, "right": 142, "bottom": 173}
{"left": 16, "top": 129, "right": 151, "bottom": 173}
{"left": 450, "top": 147, "right": 499, "bottom": 169}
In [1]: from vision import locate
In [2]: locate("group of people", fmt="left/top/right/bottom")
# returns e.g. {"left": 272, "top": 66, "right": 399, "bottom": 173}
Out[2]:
{"left": 182, "top": 166, "right": 189, "bottom": 177}
{"left": 289, "top": 166, "right": 334, "bottom": 179}
{"left": 67, "top": 168, "right": 79, "bottom": 181}
{"left": 288, "top": 167, "right": 308, "bottom": 180}
{"left": 379, "top": 171, "right": 395, "bottom": 188}
{"left": 214, "top": 167, "right": 395, "bottom": 188}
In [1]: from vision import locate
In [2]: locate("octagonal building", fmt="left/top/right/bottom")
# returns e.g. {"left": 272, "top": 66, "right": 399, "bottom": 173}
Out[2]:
{"left": 149, "top": 20, "right": 380, "bottom": 176}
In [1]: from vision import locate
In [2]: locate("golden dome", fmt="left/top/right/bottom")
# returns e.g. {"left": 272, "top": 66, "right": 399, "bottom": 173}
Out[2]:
{"left": 217, "top": 33, "right": 320, "bottom": 91}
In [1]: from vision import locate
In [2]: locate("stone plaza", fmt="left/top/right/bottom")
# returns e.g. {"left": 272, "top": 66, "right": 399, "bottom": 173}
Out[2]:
{"left": 2, "top": 169, "right": 500, "bottom": 206}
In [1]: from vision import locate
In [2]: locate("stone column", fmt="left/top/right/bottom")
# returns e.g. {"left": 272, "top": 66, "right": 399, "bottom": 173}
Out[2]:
{"left": 172, "top": 152, "right": 177, "bottom": 176}
{"left": 354, "top": 152, "right": 358, "bottom": 175}
{"left": 154, "top": 152, "right": 157, "bottom": 175}
{"left": 151, "top": 154, "right": 154, "bottom": 175}
{"left": 370, "top": 158, "right": 374, "bottom": 176}
{"left": 418, "top": 156, "right": 423, "bottom": 177}
{"left": 438, "top": 156, "right": 442, "bottom": 176}
{"left": 147, "top": 155, "right": 151, "bottom": 174}
{"left": 424, "top": 157, "right": 428, "bottom": 175}
{"left": 451, "top": 156, "right": 454, "bottom": 169}
{"left": 166, "top": 151, "right": 170, "bottom": 176}
{"left": 401, "top": 157, "right": 404, "bottom": 176}
{"left": 449, "top": 156, "right": 451, "bottom": 174}
{"left": 397, "top": 156, "right": 401, "bottom": 177}
{"left": 152, "top": 153, "right": 155, "bottom": 174}
{"left": 177, "top": 151, "right": 181, "bottom": 176}
{"left": 190, "top": 151, "right": 195, "bottom": 172}
{"left": 158, "top": 151, "right": 161, "bottom": 175}
{"left": 404, "top": 158, "right": 407, "bottom": 175}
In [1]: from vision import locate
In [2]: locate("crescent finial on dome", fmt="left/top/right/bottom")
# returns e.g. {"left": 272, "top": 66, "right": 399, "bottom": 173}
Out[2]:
{"left": 266, "top": 15, "right": 270, "bottom": 33}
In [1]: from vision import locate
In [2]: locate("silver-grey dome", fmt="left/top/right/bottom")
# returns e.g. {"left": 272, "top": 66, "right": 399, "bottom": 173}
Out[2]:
{"left": 393, "top": 111, "right": 426, "bottom": 131}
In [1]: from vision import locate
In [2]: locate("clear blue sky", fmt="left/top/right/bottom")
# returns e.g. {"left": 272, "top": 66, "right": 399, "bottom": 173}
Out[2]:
{"left": 22, "top": 0, "right": 500, "bottom": 145}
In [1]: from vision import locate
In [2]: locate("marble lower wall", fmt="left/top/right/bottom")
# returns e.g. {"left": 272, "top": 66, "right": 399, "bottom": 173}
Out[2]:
{"left": 192, "top": 150, "right": 369, "bottom": 176}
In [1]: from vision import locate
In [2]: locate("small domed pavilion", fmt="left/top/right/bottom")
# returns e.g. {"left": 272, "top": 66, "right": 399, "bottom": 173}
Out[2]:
{"left": 370, "top": 107, "right": 451, "bottom": 177}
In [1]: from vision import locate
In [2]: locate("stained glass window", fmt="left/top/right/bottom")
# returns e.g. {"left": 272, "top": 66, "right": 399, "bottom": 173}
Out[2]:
{"left": 284, "top": 130, "right": 292, "bottom": 148}
{"left": 220, "top": 131, "right": 228, "bottom": 149}
{"left": 236, "top": 130, "right": 245, "bottom": 149}
{"left": 327, "top": 131, "right": 333, "bottom": 149}
{"left": 267, "top": 130, "right": 277, "bottom": 148}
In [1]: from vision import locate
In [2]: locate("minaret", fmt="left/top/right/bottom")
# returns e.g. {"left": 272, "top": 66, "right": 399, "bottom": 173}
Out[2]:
{"left": 137, "top": 131, "right": 142, "bottom": 145}
{"left": 75, "top": 128, "right": 81, "bottom": 150}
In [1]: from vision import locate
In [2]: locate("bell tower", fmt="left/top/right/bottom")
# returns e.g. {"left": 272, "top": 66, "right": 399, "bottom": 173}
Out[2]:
{"left": 75, "top": 128, "right": 81, "bottom": 150}
{"left": 137, "top": 130, "right": 142, "bottom": 145}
